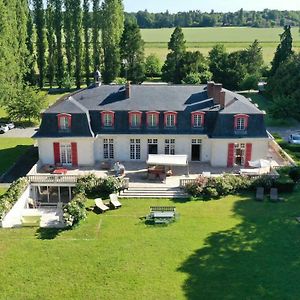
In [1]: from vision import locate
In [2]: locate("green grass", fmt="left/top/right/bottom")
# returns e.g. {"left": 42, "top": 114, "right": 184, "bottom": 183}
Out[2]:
{"left": 273, "top": 136, "right": 300, "bottom": 165}
{"left": 1, "top": 193, "right": 300, "bottom": 299}
{"left": 142, "top": 27, "right": 300, "bottom": 63}
{"left": 0, "top": 188, "right": 7, "bottom": 195}
{"left": 0, "top": 138, "right": 33, "bottom": 175}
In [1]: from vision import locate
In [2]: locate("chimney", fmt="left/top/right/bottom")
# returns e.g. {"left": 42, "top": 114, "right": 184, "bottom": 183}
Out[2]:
{"left": 94, "top": 69, "right": 101, "bottom": 87}
{"left": 219, "top": 91, "right": 226, "bottom": 109}
{"left": 213, "top": 83, "right": 223, "bottom": 105}
{"left": 207, "top": 81, "right": 214, "bottom": 98}
{"left": 125, "top": 82, "right": 131, "bottom": 98}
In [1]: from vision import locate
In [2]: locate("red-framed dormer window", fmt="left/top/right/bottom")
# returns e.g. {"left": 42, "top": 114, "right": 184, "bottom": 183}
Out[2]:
{"left": 234, "top": 114, "right": 249, "bottom": 131}
{"left": 146, "top": 111, "right": 159, "bottom": 128}
{"left": 164, "top": 111, "right": 177, "bottom": 128}
{"left": 101, "top": 111, "right": 115, "bottom": 128}
{"left": 129, "top": 111, "right": 142, "bottom": 128}
{"left": 191, "top": 112, "right": 205, "bottom": 128}
{"left": 57, "top": 113, "right": 71, "bottom": 132}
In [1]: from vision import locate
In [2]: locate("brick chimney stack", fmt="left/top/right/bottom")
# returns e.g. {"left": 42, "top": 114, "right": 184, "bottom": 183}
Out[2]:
{"left": 207, "top": 81, "right": 225, "bottom": 109}
{"left": 207, "top": 81, "right": 214, "bottom": 98}
{"left": 213, "top": 83, "right": 223, "bottom": 105}
{"left": 125, "top": 82, "right": 131, "bottom": 99}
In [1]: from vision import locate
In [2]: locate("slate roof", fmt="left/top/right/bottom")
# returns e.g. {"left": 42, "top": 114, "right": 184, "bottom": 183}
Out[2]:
{"left": 36, "top": 84, "right": 268, "bottom": 139}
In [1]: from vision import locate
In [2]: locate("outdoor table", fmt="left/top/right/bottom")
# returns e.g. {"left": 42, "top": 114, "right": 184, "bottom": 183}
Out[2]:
{"left": 52, "top": 168, "right": 68, "bottom": 175}
{"left": 151, "top": 211, "right": 175, "bottom": 218}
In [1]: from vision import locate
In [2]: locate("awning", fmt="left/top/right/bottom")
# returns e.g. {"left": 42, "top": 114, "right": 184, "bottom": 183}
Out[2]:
{"left": 146, "top": 154, "right": 188, "bottom": 166}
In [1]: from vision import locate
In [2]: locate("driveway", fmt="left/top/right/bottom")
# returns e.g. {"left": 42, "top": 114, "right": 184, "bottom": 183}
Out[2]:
{"left": 0, "top": 127, "right": 38, "bottom": 138}
{"left": 267, "top": 125, "right": 300, "bottom": 141}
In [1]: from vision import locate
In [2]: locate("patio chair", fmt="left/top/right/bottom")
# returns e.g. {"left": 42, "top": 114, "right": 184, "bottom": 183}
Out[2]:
{"left": 270, "top": 188, "right": 279, "bottom": 202}
{"left": 109, "top": 194, "right": 122, "bottom": 209}
{"left": 256, "top": 187, "right": 264, "bottom": 201}
{"left": 94, "top": 198, "right": 109, "bottom": 213}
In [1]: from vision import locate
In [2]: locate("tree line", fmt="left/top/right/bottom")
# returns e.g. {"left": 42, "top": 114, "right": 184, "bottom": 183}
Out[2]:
{"left": 125, "top": 9, "right": 300, "bottom": 29}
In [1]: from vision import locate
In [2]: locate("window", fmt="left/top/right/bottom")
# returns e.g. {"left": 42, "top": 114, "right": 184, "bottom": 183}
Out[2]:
{"left": 147, "top": 139, "right": 158, "bottom": 144}
{"left": 234, "top": 114, "right": 249, "bottom": 132}
{"left": 164, "top": 112, "right": 177, "bottom": 128}
{"left": 103, "top": 139, "right": 114, "bottom": 159}
{"left": 146, "top": 112, "right": 159, "bottom": 128}
{"left": 57, "top": 114, "right": 71, "bottom": 132}
{"left": 165, "top": 139, "right": 175, "bottom": 155}
{"left": 101, "top": 111, "right": 115, "bottom": 128}
{"left": 192, "top": 139, "right": 202, "bottom": 144}
{"left": 60, "top": 143, "right": 72, "bottom": 165}
{"left": 130, "top": 139, "right": 141, "bottom": 160}
{"left": 191, "top": 112, "right": 205, "bottom": 128}
{"left": 129, "top": 111, "right": 142, "bottom": 128}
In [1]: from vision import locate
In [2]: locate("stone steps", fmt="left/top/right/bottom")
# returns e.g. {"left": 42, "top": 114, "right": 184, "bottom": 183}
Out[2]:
{"left": 119, "top": 186, "right": 189, "bottom": 199}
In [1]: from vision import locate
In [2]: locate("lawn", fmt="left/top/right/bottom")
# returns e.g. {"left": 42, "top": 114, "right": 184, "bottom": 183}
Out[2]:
{"left": 1, "top": 192, "right": 300, "bottom": 299}
{"left": 0, "top": 188, "right": 7, "bottom": 195}
{"left": 0, "top": 138, "right": 33, "bottom": 176}
{"left": 142, "top": 27, "right": 300, "bottom": 63}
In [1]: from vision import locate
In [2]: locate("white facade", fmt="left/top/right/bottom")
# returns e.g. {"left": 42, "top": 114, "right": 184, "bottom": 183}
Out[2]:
{"left": 37, "top": 134, "right": 269, "bottom": 167}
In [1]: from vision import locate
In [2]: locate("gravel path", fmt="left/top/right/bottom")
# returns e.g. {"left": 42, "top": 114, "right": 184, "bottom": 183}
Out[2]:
{"left": 0, "top": 127, "right": 37, "bottom": 138}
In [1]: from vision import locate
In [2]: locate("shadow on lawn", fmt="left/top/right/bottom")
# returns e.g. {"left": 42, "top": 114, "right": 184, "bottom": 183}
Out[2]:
{"left": 35, "top": 227, "right": 68, "bottom": 240}
{"left": 178, "top": 193, "right": 300, "bottom": 299}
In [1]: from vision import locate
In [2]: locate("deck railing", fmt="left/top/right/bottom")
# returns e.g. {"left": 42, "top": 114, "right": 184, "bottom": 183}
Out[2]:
{"left": 27, "top": 174, "right": 78, "bottom": 184}
{"left": 179, "top": 178, "right": 196, "bottom": 188}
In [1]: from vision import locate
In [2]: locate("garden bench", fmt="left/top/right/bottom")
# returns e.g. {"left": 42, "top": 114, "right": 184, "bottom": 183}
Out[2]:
{"left": 150, "top": 206, "right": 176, "bottom": 213}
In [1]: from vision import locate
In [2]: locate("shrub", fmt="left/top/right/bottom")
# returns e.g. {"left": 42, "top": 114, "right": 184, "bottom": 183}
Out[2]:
{"left": 94, "top": 177, "right": 122, "bottom": 198}
{"left": 289, "top": 167, "right": 300, "bottom": 183}
{"left": 74, "top": 174, "right": 99, "bottom": 196}
{"left": 63, "top": 193, "right": 87, "bottom": 227}
{"left": 0, "top": 178, "right": 29, "bottom": 221}
{"left": 252, "top": 175, "right": 274, "bottom": 192}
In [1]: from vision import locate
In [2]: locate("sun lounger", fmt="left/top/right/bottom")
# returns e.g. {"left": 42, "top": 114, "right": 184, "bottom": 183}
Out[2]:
{"left": 109, "top": 194, "right": 122, "bottom": 209}
{"left": 21, "top": 210, "right": 42, "bottom": 227}
{"left": 270, "top": 188, "right": 279, "bottom": 202}
{"left": 94, "top": 198, "right": 109, "bottom": 212}
{"left": 256, "top": 187, "right": 264, "bottom": 201}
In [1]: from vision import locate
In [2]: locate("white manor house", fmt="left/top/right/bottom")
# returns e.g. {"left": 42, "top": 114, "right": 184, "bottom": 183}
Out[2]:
{"left": 35, "top": 81, "right": 269, "bottom": 168}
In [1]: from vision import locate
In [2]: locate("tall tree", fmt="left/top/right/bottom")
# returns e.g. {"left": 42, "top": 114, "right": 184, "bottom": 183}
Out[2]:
{"left": 33, "top": 0, "right": 47, "bottom": 88}
{"left": 102, "top": 0, "right": 124, "bottom": 83}
{"left": 92, "top": 0, "right": 101, "bottom": 70}
{"left": 64, "top": 0, "right": 74, "bottom": 76}
{"left": 270, "top": 25, "right": 293, "bottom": 75}
{"left": 120, "top": 21, "right": 145, "bottom": 83}
{"left": 53, "top": 0, "right": 64, "bottom": 88}
{"left": 161, "top": 26, "right": 186, "bottom": 83}
{"left": 83, "top": 0, "right": 91, "bottom": 86}
{"left": 73, "top": 0, "right": 82, "bottom": 88}
{"left": 242, "top": 40, "right": 264, "bottom": 74}
{"left": 24, "top": 10, "right": 36, "bottom": 85}
{"left": 208, "top": 44, "right": 228, "bottom": 84}
{"left": 46, "top": 0, "right": 55, "bottom": 88}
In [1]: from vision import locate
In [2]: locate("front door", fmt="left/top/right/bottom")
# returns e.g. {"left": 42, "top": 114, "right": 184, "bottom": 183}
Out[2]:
{"left": 191, "top": 145, "right": 201, "bottom": 161}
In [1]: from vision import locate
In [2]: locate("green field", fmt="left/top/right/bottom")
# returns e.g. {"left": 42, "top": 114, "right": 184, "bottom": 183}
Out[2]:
{"left": 142, "top": 27, "right": 300, "bottom": 63}
{"left": 0, "top": 194, "right": 300, "bottom": 299}
{"left": 0, "top": 138, "right": 33, "bottom": 175}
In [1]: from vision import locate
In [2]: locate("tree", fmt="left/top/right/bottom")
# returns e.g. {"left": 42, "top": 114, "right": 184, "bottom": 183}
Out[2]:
{"left": 145, "top": 54, "right": 162, "bottom": 77}
{"left": 92, "top": 0, "right": 101, "bottom": 70}
{"left": 73, "top": 0, "right": 82, "bottom": 88}
{"left": 120, "top": 21, "right": 145, "bottom": 83}
{"left": 161, "top": 26, "right": 186, "bottom": 83}
{"left": 46, "top": 0, "right": 55, "bottom": 88}
{"left": 208, "top": 44, "right": 228, "bottom": 84}
{"left": 270, "top": 25, "right": 293, "bottom": 75}
{"left": 242, "top": 40, "right": 264, "bottom": 74}
{"left": 33, "top": 0, "right": 47, "bottom": 88}
{"left": 5, "top": 86, "right": 46, "bottom": 122}
{"left": 182, "top": 72, "right": 201, "bottom": 84}
{"left": 83, "top": 0, "right": 91, "bottom": 86}
{"left": 101, "top": 0, "right": 124, "bottom": 83}
{"left": 268, "top": 54, "right": 300, "bottom": 120}
{"left": 64, "top": 0, "right": 74, "bottom": 76}
{"left": 53, "top": 0, "right": 64, "bottom": 88}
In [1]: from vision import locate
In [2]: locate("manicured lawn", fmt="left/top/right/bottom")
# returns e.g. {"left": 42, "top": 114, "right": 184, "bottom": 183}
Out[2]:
{"left": 142, "top": 27, "right": 300, "bottom": 63}
{"left": 1, "top": 192, "right": 300, "bottom": 299}
{"left": 0, "top": 138, "right": 33, "bottom": 175}
{"left": 0, "top": 188, "right": 7, "bottom": 195}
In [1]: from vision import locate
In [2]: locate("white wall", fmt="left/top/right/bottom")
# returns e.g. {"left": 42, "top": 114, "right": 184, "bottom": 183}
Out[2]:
{"left": 37, "top": 138, "right": 95, "bottom": 166}
{"left": 210, "top": 138, "right": 269, "bottom": 167}
{"left": 95, "top": 134, "right": 210, "bottom": 162}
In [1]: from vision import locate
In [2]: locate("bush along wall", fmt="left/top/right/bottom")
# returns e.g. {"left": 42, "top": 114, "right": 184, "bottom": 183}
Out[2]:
{"left": 63, "top": 193, "right": 87, "bottom": 227}
{"left": 0, "top": 178, "right": 29, "bottom": 221}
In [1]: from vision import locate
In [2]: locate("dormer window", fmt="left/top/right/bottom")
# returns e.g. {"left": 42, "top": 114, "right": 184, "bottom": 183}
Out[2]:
{"left": 57, "top": 113, "right": 71, "bottom": 132}
{"left": 146, "top": 111, "right": 159, "bottom": 128}
{"left": 101, "top": 111, "right": 115, "bottom": 128}
{"left": 164, "top": 111, "right": 177, "bottom": 128}
{"left": 191, "top": 112, "right": 205, "bottom": 128}
{"left": 234, "top": 114, "right": 249, "bottom": 132}
{"left": 129, "top": 111, "right": 142, "bottom": 129}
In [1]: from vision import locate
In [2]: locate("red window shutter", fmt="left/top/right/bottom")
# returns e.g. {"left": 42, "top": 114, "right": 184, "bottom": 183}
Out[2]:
{"left": 53, "top": 143, "right": 60, "bottom": 164}
{"left": 201, "top": 113, "right": 205, "bottom": 126}
{"left": 227, "top": 143, "right": 235, "bottom": 167}
{"left": 245, "top": 116, "right": 249, "bottom": 129}
{"left": 174, "top": 113, "right": 177, "bottom": 126}
{"left": 67, "top": 115, "right": 72, "bottom": 128}
{"left": 245, "top": 143, "right": 252, "bottom": 167}
{"left": 111, "top": 113, "right": 115, "bottom": 127}
{"left": 71, "top": 143, "right": 78, "bottom": 167}
{"left": 234, "top": 116, "right": 238, "bottom": 129}
{"left": 191, "top": 114, "right": 195, "bottom": 127}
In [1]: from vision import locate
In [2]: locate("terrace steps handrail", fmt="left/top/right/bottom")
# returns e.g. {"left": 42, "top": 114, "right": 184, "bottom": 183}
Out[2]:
{"left": 27, "top": 174, "right": 78, "bottom": 184}
{"left": 180, "top": 178, "right": 196, "bottom": 188}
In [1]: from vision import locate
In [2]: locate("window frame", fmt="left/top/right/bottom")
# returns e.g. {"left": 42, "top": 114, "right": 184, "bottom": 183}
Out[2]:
{"left": 129, "top": 111, "right": 142, "bottom": 129}
{"left": 191, "top": 112, "right": 205, "bottom": 128}
{"left": 101, "top": 111, "right": 115, "bottom": 128}
{"left": 164, "top": 111, "right": 177, "bottom": 128}
{"left": 146, "top": 111, "right": 160, "bottom": 128}
{"left": 57, "top": 113, "right": 72, "bottom": 132}
{"left": 234, "top": 114, "right": 249, "bottom": 132}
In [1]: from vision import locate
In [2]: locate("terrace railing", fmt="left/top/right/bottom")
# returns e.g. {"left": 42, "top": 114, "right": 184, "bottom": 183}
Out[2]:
{"left": 179, "top": 178, "right": 196, "bottom": 188}
{"left": 27, "top": 174, "right": 78, "bottom": 184}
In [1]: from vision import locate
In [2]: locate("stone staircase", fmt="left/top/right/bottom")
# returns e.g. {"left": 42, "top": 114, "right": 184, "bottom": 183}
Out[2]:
{"left": 119, "top": 185, "right": 189, "bottom": 199}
